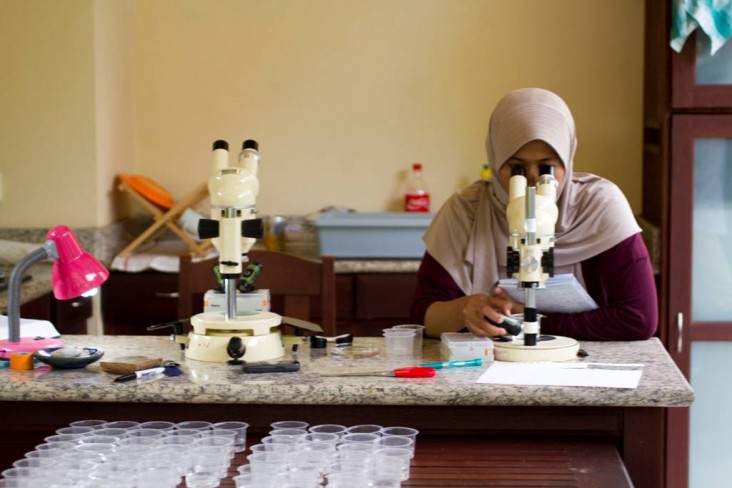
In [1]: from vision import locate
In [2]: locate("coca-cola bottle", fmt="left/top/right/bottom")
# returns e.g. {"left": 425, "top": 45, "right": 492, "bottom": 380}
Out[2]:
{"left": 404, "top": 162, "right": 430, "bottom": 212}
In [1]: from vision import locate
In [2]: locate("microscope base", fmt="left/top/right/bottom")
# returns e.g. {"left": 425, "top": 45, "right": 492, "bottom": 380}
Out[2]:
{"left": 494, "top": 335, "right": 579, "bottom": 362}
{"left": 185, "top": 311, "right": 285, "bottom": 363}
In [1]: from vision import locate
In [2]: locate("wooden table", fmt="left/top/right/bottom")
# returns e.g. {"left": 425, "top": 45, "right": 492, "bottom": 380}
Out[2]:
{"left": 0, "top": 335, "right": 692, "bottom": 487}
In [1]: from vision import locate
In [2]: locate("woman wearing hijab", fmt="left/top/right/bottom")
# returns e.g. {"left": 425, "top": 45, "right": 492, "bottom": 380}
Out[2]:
{"left": 410, "top": 88, "right": 657, "bottom": 341}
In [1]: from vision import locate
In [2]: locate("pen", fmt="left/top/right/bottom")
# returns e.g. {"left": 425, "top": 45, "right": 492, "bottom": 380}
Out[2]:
{"left": 420, "top": 358, "right": 483, "bottom": 369}
{"left": 114, "top": 367, "right": 166, "bottom": 383}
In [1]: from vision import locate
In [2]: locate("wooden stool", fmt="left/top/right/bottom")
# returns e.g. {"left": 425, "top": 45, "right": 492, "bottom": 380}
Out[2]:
{"left": 117, "top": 175, "right": 211, "bottom": 258}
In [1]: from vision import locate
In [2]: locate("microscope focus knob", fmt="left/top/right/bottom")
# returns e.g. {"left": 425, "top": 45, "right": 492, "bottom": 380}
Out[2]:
{"left": 506, "top": 248, "right": 520, "bottom": 276}
{"left": 197, "top": 218, "right": 220, "bottom": 239}
{"left": 241, "top": 218, "right": 264, "bottom": 238}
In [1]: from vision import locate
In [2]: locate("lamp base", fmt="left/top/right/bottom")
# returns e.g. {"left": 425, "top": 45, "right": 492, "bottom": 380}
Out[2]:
{"left": 0, "top": 337, "right": 64, "bottom": 360}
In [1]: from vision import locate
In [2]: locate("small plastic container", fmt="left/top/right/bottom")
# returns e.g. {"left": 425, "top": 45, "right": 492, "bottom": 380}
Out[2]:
{"left": 383, "top": 328, "right": 416, "bottom": 358}
{"left": 440, "top": 333, "right": 494, "bottom": 363}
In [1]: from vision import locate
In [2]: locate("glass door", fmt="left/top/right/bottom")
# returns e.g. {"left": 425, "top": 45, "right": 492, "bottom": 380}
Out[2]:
{"left": 670, "top": 115, "right": 732, "bottom": 488}
{"left": 672, "top": 32, "right": 732, "bottom": 108}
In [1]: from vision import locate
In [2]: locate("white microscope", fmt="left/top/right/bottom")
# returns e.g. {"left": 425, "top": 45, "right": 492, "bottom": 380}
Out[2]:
{"left": 493, "top": 165, "right": 580, "bottom": 362}
{"left": 183, "top": 140, "right": 285, "bottom": 363}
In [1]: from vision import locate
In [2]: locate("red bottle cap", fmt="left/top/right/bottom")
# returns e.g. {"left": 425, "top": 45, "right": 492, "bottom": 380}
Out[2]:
{"left": 412, "top": 163, "right": 422, "bottom": 171}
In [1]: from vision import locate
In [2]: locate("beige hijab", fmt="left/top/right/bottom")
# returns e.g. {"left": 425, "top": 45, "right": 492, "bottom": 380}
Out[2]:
{"left": 424, "top": 88, "right": 640, "bottom": 295}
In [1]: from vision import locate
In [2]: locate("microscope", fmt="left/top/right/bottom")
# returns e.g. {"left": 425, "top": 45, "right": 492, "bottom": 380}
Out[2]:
{"left": 182, "top": 140, "right": 286, "bottom": 363}
{"left": 493, "top": 165, "right": 580, "bottom": 362}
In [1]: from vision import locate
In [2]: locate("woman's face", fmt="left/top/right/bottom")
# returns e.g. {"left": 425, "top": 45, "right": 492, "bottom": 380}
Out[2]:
{"left": 497, "top": 140, "right": 565, "bottom": 192}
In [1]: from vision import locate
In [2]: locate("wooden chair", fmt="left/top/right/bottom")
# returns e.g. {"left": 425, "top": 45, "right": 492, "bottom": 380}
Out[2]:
{"left": 178, "top": 250, "right": 337, "bottom": 336}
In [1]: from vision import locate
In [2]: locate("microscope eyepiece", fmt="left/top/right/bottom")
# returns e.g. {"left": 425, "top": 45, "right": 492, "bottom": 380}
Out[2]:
{"left": 242, "top": 139, "right": 259, "bottom": 151}
{"left": 539, "top": 165, "right": 555, "bottom": 176}
{"left": 213, "top": 140, "right": 229, "bottom": 151}
{"left": 510, "top": 165, "right": 525, "bottom": 176}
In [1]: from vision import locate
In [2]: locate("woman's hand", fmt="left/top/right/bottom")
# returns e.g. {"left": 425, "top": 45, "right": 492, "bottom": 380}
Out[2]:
{"left": 461, "top": 290, "right": 515, "bottom": 337}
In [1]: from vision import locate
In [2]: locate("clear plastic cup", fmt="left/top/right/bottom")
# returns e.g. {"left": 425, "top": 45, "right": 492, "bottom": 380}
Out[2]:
{"left": 326, "top": 471, "right": 370, "bottom": 488}
{"left": 211, "top": 421, "right": 249, "bottom": 452}
{"left": 270, "top": 420, "right": 309, "bottom": 430}
{"left": 69, "top": 419, "right": 107, "bottom": 429}
{"left": 186, "top": 471, "right": 220, "bottom": 488}
{"left": 380, "top": 426, "right": 419, "bottom": 453}
{"left": 139, "top": 421, "right": 175, "bottom": 431}
{"left": 345, "top": 424, "right": 383, "bottom": 435}
{"left": 382, "top": 328, "right": 415, "bottom": 358}
{"left": 337, "top": 441, "right": 377, "bottom": 462}
{"left": 308, "top": 423, "right": 347, "bottom": 436}
{"left": 56, "top": 426, "right": 94, "bottom": 436}
{"left": 163, "top": 427, "right": 201, "bottom": 438}
{"left": 373, "top": 435, "right": 415, "bottom": 455}
{"left": 246, "top": 451, "right": 287, "bottom": 476}
{"left": 175, "top": 420, "right": 212, "bottom": 431}
{"left": 44, "top": 433, "right": 84, "bottom": 444}
{"left": 392, "top": 324, "right": 425, "bottom": 357}
{"left": 303, "top": 432, "right": 339, "bottom": 445}
{"left": 102, "top": 420, "right": 140, "bottom": 430}
{"left": 373, "top": 447, "right": 412, "bottom": 481}
{"left": 11, "top": 457, "right": 56, "bottom": 470}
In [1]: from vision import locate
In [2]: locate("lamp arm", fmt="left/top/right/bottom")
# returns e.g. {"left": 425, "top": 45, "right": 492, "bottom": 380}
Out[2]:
{"left": 7, "top": 241, "right": 56, "bottom": 343}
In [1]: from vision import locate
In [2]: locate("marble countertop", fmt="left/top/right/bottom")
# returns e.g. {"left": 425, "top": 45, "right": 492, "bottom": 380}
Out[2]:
{"left": 0, "top": 335, "right": 693, "bottom": 408}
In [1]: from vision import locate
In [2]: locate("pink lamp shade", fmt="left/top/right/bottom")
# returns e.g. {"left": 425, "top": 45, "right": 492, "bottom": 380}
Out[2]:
{"left": 47, "top": 225, "right": 109, "bottom": 300}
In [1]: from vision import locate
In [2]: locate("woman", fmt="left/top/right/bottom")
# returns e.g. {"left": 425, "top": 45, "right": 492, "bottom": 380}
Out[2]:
{"left": 410, "top": 88, "right": 657, "bottom": 341}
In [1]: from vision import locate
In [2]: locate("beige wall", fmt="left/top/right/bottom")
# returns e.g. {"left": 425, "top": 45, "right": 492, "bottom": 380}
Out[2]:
{"left": 0, "top": 0, "right": 644, "bottom": 228}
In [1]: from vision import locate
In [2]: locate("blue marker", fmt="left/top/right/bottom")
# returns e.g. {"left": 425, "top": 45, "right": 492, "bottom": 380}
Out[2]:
{"left": 419, "top": 358, "right": 483, "bottom": 369}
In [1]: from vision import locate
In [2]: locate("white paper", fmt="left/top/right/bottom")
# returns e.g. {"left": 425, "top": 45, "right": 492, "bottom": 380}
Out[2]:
{"left": 497, "top": 273, "right": 598, "bottom": 314}
{"left": 476, "top": 361, "right": 644, "bottom": 389}
{"left": 0, "top": 314, "right": 60, "bottom": 340}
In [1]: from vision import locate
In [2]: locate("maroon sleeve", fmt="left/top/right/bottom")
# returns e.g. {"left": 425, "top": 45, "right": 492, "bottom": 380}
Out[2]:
{"left": 540, "top": 233, "right": 658, "bottom": 340}
{"left": 409, "top": 252, "right": 465, "bottom": 324}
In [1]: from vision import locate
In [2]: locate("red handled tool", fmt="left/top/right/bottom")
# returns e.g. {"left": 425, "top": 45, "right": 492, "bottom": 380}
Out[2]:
{"left": 321, "top": 367, "right": 436, "bottom": 378}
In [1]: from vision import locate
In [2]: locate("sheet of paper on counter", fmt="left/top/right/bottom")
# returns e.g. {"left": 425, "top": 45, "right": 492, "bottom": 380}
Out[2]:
{"left": 0, "top": 314, "right": 60, "bottom": 340}
{"left": 477, "top": 361, "right": 644, "bottom": 389}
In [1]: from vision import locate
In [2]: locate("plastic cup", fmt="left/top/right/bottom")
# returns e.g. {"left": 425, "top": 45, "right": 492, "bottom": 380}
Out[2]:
{"left": 373, "top": 435, "right": 415, "bottom": 455}
{"left": 175, "top": 420, "right": 212, "bottom": 431}
{"left": 373, "top": 447, "right": 412, "bottom": 481}
{"left": 303, "top": 432, "right": 339, "bottom": 445}
{"left": 186, "top": 471, "right": 220, "bottom": 488}
{"left": 163, "top": 427, "right": 201, "bottom": 438}
{"left": 346, "top": 424, "right": 383, "bottom": 435}
{"left": 212, "top": 421, "right": 249, "bottom": 452}
{"left": 44, "top": 433, "right": 84, "bottom": 444}
{"left": 56, "top": 426, "right": 94, "bottom": 436}
{"left": 69, "top": 419, "right": 107, "bottom": 429}
{"left": 392, "top": 324, "right": 425, "bottom": 357}
{"left": 12, "top": 457, "right": 56, "bottom": 470}
{"left": 270, "top": 420, "right": 309, "bottom": 430}
{"left": 139, "top": 421, "right": 175, "bottom": 431}
{"left": 308, "top": 423, "right": 347, "bottom": 436}
{"left": 343, "top": 433, "right": 380, "bottom": 445}
{"left": 337, "top": 442, "right": 376, "bottom": 463}
{"left": 246, "top": 451, "right": 287, "bottom": 476}
{"left": 102, "top": 420, "right": 140, "bottom": 430}
{"left": 383, "top": 328, "right": 415, "bottom": 358}
{"left": 379, "top": 426, "right": 419, "bottom": 453}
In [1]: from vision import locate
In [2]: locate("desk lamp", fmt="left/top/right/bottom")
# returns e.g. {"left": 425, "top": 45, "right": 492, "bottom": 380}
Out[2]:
{"left": 0, "top": 225, "right": 109, "bottom": 359}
